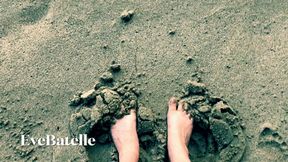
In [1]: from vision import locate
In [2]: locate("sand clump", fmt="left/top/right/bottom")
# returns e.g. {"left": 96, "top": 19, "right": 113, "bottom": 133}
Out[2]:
{"left": 109, "top": 64, "right": 121, "bottom": 72}
{"left": 120, "top": 10, "right": 134, "bottom": 23}
{"left": 68, "top": 62, "right": 247, "bottom": 162}
{"left": 180, "top": 80, "right": 247, "bottom": 162}
{"left": 69, "top": 81, "right": 139, "bottom": 138}
{"left": 68, "top": 69, "right": 248, "bottom": 162}
{"left": 68, "top": 64, "right": 166, "bottom": 161}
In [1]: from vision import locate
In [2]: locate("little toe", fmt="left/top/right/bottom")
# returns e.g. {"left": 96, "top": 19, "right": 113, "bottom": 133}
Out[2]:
{"left": 187, "top": 113, "right": 193, "bottom": 120}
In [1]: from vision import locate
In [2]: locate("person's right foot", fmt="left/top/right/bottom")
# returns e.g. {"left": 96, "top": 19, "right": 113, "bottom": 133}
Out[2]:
{"left": 167, "top": 97, "right": 193, "bottom": 162}
{"left": 111, "top": 109, "right": 139, "bottom": 162}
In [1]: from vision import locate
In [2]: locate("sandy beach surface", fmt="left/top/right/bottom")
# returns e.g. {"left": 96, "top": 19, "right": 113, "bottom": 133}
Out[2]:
{"left": 0, "top": 0, "right": 287, "bottom": 161}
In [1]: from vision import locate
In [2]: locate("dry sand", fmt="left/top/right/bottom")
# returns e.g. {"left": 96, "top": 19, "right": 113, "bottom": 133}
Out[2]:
{"left": 0, "top": 0, "right": 288, "bottom": 161}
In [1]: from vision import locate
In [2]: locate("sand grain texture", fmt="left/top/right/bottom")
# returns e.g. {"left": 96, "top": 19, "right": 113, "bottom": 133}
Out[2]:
{"left": 0, "top": 0, "right": 288, "bottom": 161}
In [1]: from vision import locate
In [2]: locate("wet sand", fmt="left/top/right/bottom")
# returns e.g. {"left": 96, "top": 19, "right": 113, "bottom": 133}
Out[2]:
{"left": 0, "top": 0, "right": 288, "bottom": 161}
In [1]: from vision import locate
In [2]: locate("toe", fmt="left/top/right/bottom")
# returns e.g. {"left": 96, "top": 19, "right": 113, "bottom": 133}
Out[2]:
{"left": 130, "top": 109, "right": 136, "bottom": 114}
{"left": 187, "top": 113, "right": 193, "bottom": 120}
{"left": 178, "top": 100, "right": 185, "bottom": 111}
{"left": 168, "top": 97, "right": 177, "bottom": 112}
{"left": 129, "top": 109, "right": 137, "bottom": 117}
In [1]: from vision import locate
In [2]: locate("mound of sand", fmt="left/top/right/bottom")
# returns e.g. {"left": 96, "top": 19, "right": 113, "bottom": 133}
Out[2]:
{"left": 68, "top": 64, "right": 167, "bottom": 161}
{"left": 68, "top": 65, "right": 247, "bottom": 162}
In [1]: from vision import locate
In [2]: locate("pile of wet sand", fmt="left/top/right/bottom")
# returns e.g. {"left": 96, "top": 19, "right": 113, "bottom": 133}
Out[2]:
{"left": 68, "top": 64, "right": 167, "bottom": 161}
{"left": 68, "top": 64, "right": 247, "bottom": 162}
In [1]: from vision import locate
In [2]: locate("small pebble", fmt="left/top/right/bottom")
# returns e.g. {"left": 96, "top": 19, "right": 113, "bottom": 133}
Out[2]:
{"left": 94, "top": 81, "right": 103, "bottom": 90}
{"left": 186, "top": 56, "right": 193, "bottom": 63}
{"left": 226, "top": 65, "right": 231, "bottom": 69}
{"left": 168, "top": 30, "right": 176, "bottom": 35}
{"left": 80, "top": 89, "right": 97, "bottom": 105}
{"left": 110, "top": 64, "right": 121, "bottom": 72}
{"left": 69, "top": 95, "right": 82, "bottom": 106}
{"left": 100, "top": 72, "right": 113, "bottom": 82}
{"left": 4, "top": 120, "right": 9, "bottom": 126}
{"left": 103, "top": 44, "right": 108, "bottom": 49}
{"left": 120, "top": 10, "right": 134, "bottom": 22}
{"left": 31, "top": 156, "right": 37, "bottom": 161}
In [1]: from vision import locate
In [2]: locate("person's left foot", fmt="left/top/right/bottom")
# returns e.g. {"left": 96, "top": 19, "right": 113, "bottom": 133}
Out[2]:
{"left": 111, "top": 109, "right": 139, "bottom": 162}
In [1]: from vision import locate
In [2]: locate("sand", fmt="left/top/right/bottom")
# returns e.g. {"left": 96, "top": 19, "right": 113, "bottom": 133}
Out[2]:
{"left": 0, "top": 0, "right": 288, "bottom": 161}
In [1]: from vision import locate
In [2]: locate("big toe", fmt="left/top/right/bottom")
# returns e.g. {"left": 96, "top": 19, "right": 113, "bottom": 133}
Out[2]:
{"left": 128, "top": 109, "right": 137, "bottom": 119}
{"left": 168, "top": 97, "right": 177, "bottom": 111}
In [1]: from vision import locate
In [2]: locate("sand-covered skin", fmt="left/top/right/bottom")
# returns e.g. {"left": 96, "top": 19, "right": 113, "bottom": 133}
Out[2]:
{"left": 1, "top": 0, "right": 288, "bottom": 161}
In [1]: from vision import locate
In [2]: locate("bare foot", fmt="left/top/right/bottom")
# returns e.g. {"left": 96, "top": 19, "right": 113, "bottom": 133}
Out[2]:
{"left": 111, "top": 110, "right": 139, "bottom": 162}
{"left": 167, "top": 97, "right": 193, "bottom": 162}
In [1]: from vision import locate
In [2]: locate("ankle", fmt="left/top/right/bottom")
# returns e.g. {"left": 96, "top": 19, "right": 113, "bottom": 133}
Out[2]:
{"left": 168, "top": 134, "right": 190, "bottom": 162}
{"left": 168, "top": 143, "right": 190, "bottom": 162}
{"left": 118, "top": 145, "right": 139, "bottom": 162}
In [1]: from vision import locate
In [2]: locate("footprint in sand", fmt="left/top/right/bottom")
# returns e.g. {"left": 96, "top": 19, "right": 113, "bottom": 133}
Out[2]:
{"left": 180, "top": 80, "right": 247, "bottom": 162}
{"left": 18, "top": 0, "right": 51, "bottom": 24}
{"left": 258, "top": 122, "right": 288, "bottom": 158}
{"left": 0, "top": 0, "right": 51, "bottom": 39}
